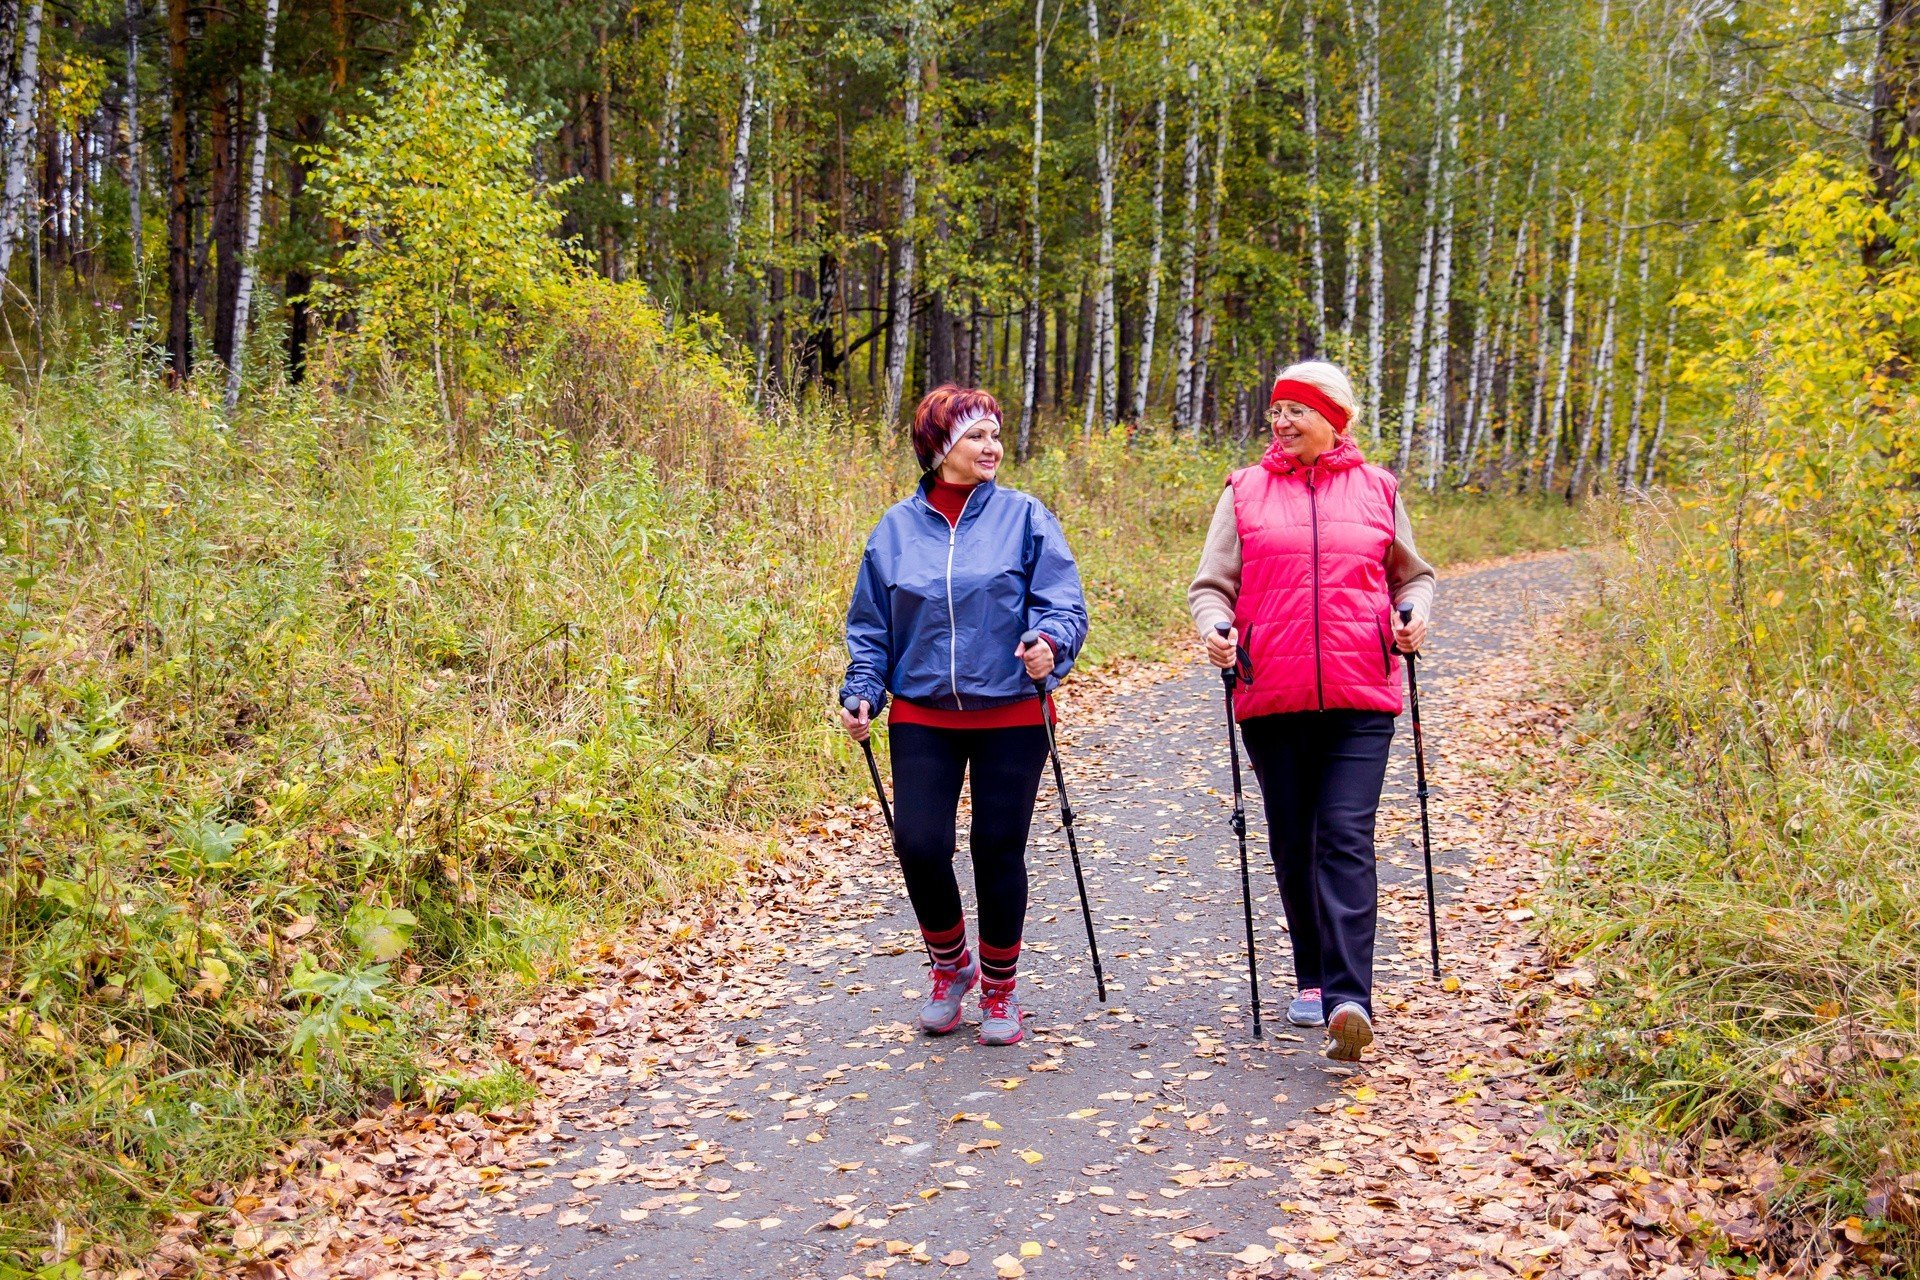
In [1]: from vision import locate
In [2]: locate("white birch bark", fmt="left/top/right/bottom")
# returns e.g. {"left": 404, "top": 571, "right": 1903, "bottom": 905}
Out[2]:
{"left": 1189, "top": 89, "right": 1231, "bottom": 434}
{"left": 1418, "top": 11, "right": 1465, "bottom": 488}
{"left": 125, "top": 0, "right": 143, "bottom": 275}
{"left": 658, "top": 0, "right": 686, "bottom": 215}
{"left": 1172, "top": 58, "right": 1201, "bottom": 431}
{"left": 883, "top": 8, "right": 924, "bottom": 426}
{"left": 0, "top": 0, "right": 44, "bottom": 281}
{"left": 1018, "top": 0, "right": 1048, "bottom": 454}
{"left": 1540, "top": 190, "right": 1584, "bottom": 494}
{"left": 1361, "top": 0, "right": 1384, "bottom": 435}
{"left": 1132, "top": 30, "right": 1168, "bottom": 420}
{"left": 1459, "top": 130, "right": 1517, "bottom": 479}
{"left": 1338, "top": 0, "right": 1362, "bottom": 361}
{"left": 1522, "top": 179, "right": 1559, "bottom": 488}
{"left": 223, "top": 0, "right": 281, "bottom": 414}
{"left": 1396, "top": 0, "right": 1451, "bottom": 470}
{"left": 1569, "top": 182, "right": 1630, "bottom": 496}
{"left": 720, "top": 0, "right": 764, "bottom": 288}
{"left": 1304, "top": 0, "right": 1325, "bottom": 351}
{"left": 1641, "top": 242, "right": 1685, "bottom": 488}
{"left": 1622, "top": 218, "right": 1652, "bottom": 487}
{"left": 1086, "top": 0, "right": 1116, "bottom": 431}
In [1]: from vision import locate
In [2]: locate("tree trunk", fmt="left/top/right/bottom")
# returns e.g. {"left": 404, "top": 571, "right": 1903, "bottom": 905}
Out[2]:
{"left": 1418, "top": 12, "right": 1465, "bottom": 487}
{"left": 1523, "top": 187, "right": 1559, "bottom": 490}
{"left": 224, "top": 0, "right": 281, "bottom": 414}
{"left": 1303, "top": 0, "right": 1324, "bottom": 353}
{"left": 882, "top": 7, "right": 923, "bottom": 425}
{"left": 1569, "top": 182, "right": 1629, "bottom": 497}
{"left": 1540, "top": 190, "right": 1583, "bottom": 494}
{"left": 1172, "top": 59, "right": 1201, "bottom": 431}
{"left": 1866, "top": 0, "right": 1920, "bottom": 273}
{"left": 1621, "top": 218, "right": 1652, "bottom": 487}
{"left": 1072, "top": 282, "right": 1092, "bottom": 407}
{"left": 1458, "top": 129, "right": 1515, "bottom": 479}
{"left": 166, "top": 0, "right": 189, "bottom": 378}
{"left": 211, "top": 75, "right": 244, "bottom": 368}
{"left": 1361, "top": 0, "right": 1384, "bottom": 436}
{"left": 1018, "top": 0, "right": 1047, "bottom": 454}
{"left": 1085, "top": 0, "right": 1116, "bottom": 432}
{"left": 125, "top": 0, "right": 144, "bottom": 280}
{"left": 1397, "top": 0, "right": 1452, "bottom": 471}
{"left": 658, "top": 0, "right": 685, "bottom": 218}
{"left": 721, "top": 0, "right": 763, "bottom": 288}
{"left": 1189, "top": 90, "right": 1231, "bottom": 434}
{"left": 595, "top": 24, "right": 617, "bottom": 280}
{"left": 1132, "top": 30, "right": 1168, "bottom": 420}
{"left": 0, "top": 0, "right": 43, "bottom": 282}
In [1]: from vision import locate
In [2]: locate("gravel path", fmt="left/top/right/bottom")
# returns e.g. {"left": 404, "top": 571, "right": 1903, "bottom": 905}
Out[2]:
{"left": 485, "top": 553, "right": 1585, "bottom": 1280}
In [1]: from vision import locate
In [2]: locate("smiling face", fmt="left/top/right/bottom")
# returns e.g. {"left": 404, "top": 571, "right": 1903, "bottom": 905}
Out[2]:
{"left": 938, "top": 417, "right": 1005, "bottom": 484}
{"left": 1266, "top": 399, "right": 1339, "bottom": 464}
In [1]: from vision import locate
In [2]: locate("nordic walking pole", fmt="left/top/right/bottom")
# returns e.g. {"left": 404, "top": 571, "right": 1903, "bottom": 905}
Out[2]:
{"left": 1021, "top": 630, "right": 1106, "bottom": 1003}
{"left": 842, "top": 696, "right": 894, "bottom": 835}
{"left": 1399, "top": 606, "right": 1441, "bottom": 980}
{"left": 1214, "top": 622, "right": 1262, "bottom": 1040}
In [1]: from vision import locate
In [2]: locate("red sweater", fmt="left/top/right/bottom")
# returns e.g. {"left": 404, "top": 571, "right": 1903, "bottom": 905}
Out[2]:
{"left": 890, "top": 480, "right": 1054, "bottom": 730}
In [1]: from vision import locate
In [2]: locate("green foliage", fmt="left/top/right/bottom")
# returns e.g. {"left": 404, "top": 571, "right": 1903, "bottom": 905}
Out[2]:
{"left": 1553, "top": 153, "right": 1920, "bottom": 1262}
{"left": 306, "top": 3, "right": 577, "bottom": 415}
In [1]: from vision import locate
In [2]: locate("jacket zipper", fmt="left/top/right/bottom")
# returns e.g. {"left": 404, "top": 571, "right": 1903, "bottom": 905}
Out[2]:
{"left": 1308, "top": 466, "right": 1324, "bottom": 710}
{"left": 944, "top": 487, "right": 975, "bottom": 709}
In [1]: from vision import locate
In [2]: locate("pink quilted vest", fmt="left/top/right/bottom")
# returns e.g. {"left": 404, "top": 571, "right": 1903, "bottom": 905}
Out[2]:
{"left": 1227, "top": 437, "right": 1404, "bottom": 719}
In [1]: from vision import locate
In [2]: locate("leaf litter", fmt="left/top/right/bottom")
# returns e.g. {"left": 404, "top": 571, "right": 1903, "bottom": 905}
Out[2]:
{"left": 101, "top": 555, "right": 1872, "bottom": 1280}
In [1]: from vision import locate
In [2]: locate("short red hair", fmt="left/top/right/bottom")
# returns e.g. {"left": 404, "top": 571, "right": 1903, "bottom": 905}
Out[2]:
{"left": 911, "top": 385, "right": 1002, "bottom": 471}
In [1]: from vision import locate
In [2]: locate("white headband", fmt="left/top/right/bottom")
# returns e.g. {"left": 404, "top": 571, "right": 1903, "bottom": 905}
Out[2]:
{"left": 932, "top": 410, "right": 999, "bottom": 469}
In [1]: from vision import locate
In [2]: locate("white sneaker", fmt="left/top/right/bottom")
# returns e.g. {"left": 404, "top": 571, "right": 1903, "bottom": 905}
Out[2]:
{"left": 1325, "top": 1001, "right": 1373, "bottom": 1061}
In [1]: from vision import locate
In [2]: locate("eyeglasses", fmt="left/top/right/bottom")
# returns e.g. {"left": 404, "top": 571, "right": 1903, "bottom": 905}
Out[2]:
{"left": 1266, "top": 402, "right": 1317, "bottom": 425}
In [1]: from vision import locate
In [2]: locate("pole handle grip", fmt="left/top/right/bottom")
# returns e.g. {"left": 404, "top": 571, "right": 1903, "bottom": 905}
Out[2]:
{"left": 842, "top": 695, "right": 865, "bottom": 715}
{"left": 1214, "top": 621, "right": 1231, "bottom": 637}
{"left": 1019, "top": 628, "right": 1043, "bottom": 648}
{"left": 1398, "top": 605, "right": 1413, "bottom": 626}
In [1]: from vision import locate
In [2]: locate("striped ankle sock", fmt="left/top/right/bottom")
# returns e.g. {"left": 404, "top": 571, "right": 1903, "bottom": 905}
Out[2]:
{"left": 979, "top": 940, "right": 1020, "bottom": 986}
{"left": 922, "top": 921, "right": 972, "bottom": 973}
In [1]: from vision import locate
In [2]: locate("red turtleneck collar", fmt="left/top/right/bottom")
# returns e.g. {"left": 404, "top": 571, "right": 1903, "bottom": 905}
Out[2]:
{"left": 927, "top": 477, "right": 978, "bottom": 527}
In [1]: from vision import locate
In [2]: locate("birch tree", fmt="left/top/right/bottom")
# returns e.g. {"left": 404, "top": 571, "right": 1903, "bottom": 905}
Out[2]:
{"left": 1540, "top": 188, "right": 1584, "bottom": 493}
{"left": 1085, "top": 0, "right": 1117, "bottom": 433}
{"left": 883, "top": 6, "right": 925, "bottom": 425}
{"left": 1397, "top": 1, "right": 1453, "bottom": 470}
{"left": 0, "top": 0, "right": 44, "bottom": 282}
{"left": 225, "top": 0, "right": 283, "bottom": 414}
{"left": 1132, "top": 30, "right": 1168, "bottom": 420}
{"left": 1303, "top": 0, "right": 1325, "bottom": 350}
{"left": 721, "top": 0, "right": 764, "bottom": 288}
{"left": 658, "top": 0, "right": 686, "bottom": 216}
{"left": 125, "top": 0, "right": 144, "bottom": 277}
{"left": 1569, "top": 181, "right": 1631, "bottom": 496}
{"left": 1018, "top": 0, "right": 1049, "bottom": 453}
{"left": 1172, "top": 58, "right": 1201, "bottom": 430}
{"left": 1418, "top": 9, "right": 1466, "bottom": 486}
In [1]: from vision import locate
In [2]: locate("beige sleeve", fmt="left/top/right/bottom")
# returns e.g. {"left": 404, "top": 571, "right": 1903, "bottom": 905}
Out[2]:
{"left": 1388, "top": 495, "right": 1437, "bottom": 622}
{"left": 1188, "top": 486, "right": 1241, "bottom": 638}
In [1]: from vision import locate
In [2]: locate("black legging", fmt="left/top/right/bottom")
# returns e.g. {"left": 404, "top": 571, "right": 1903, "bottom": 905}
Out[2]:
{"left": 1240, "top": 709, "right": 1395, "bottom": 1017}
{"left": 890, "top": 722, "right": 1050, "bottom": 953}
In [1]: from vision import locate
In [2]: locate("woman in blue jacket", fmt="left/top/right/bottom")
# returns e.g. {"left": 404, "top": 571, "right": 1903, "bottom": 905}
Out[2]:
{"left": 840, "top": 385, "right": 1090, "bottom": 1047}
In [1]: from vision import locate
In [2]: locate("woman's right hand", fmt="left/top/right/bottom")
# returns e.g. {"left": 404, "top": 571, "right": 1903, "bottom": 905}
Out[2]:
{"left": 841, "top": 699, "right": 872, "bottom": 742}
{"left": 1204, "top": 624, "right": 1238, "bottom": 670}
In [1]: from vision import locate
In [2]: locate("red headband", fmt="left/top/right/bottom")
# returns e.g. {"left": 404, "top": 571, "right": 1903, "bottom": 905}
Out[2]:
{"left": 1268, "top": 377, "right": 1351, "bottom": 433}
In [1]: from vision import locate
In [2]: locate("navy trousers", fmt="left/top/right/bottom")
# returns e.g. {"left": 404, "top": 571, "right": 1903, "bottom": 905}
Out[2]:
{"left": 1239, "top": 709, "right": 1396, "bottom": 1017}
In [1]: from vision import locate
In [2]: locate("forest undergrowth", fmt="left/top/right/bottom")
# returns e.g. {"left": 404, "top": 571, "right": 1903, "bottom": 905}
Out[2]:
{"left": 1549, "top": 156, "right": 1920, "bottom": 1266}
{"left": 0, "top": 305, "right": 1575, "bottom": 1265}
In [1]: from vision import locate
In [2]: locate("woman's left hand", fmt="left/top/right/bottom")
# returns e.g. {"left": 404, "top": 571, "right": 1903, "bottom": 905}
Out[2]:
{"left": 1017, "top": 635, "right": 1056, "bottom": 681}
{"left": 1393, "top": 611, "right": 1427, "bottom": 654}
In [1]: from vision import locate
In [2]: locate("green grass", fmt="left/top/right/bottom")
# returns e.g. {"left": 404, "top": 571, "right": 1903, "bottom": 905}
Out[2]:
{"left": 1550, "top": 498, "right": 1920, "bottom": 1265}
{"left": 0, "top": 320, "right": 1583, "bottom": 1265}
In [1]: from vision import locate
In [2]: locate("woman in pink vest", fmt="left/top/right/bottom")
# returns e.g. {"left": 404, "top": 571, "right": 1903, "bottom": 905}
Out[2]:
{"left": 1189, "top": 361, "right": 1435, "bottom": 1061}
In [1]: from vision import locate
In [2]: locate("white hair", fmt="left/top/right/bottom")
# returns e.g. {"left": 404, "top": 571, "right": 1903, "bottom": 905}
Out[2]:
{"left": 1273, "top": 360, "right": 1360, "bottom": 431}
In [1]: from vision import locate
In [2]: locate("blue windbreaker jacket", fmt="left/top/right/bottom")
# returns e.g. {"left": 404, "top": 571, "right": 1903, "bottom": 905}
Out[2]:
{"left": 841, "top": 479, "right": 1089, "bottom": 714}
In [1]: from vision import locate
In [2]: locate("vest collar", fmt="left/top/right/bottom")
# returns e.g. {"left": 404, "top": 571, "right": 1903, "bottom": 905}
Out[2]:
{"left": 1260, "top": 432, "right": 1366, "bottom": 478}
